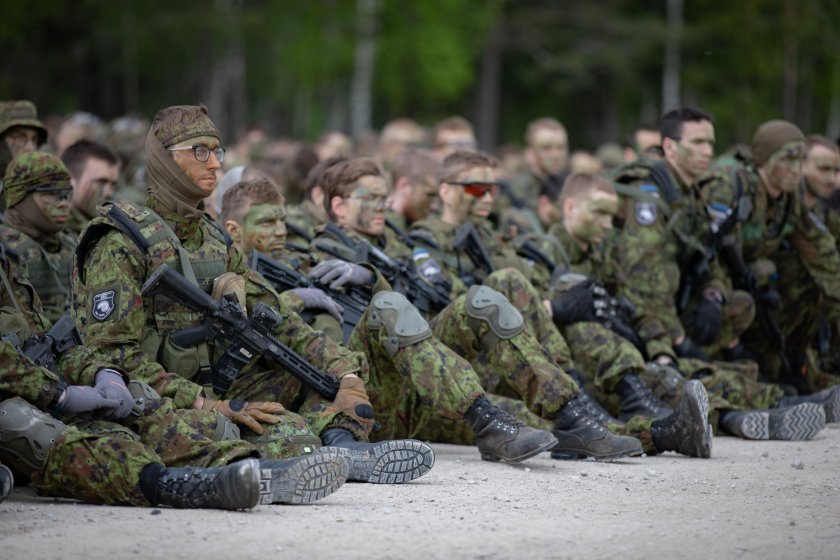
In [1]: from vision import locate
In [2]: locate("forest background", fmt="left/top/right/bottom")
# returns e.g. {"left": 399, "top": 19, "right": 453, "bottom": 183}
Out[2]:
{"left": 1, "top": 0, "right": 838, "bottom": 151}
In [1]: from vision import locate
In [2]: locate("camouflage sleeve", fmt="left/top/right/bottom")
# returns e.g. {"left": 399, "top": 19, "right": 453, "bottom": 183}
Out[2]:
{"left": 244, "top": 269, "right": 370, "bottom": 383}
{"left": 789, "top": 198, "right": 840, "bottom": 313}
{"left": 1, "top": 256, "right": 52, "bottom": 334}
{"left": 0, "top": 340, "right": 64, "bottom": 409}
{"left": 72, "top": 229, "right": 203, "bottom": 406}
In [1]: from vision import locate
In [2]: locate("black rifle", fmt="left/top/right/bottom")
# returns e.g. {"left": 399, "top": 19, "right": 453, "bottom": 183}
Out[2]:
{"left": 719, "top": 243, "right": 791, "bottom": 377}
{"left": 285, "top": 220, "right": 313, "bottom": 243}
{"left": 451, "top": 222, "right": 495, "bottom": 284}
{"left": 249, "top": 250, "right": 368, "bottom": 345}
{"left": 141, "top": 264, "right": 340, "bottom": 400}
{"left": 1, "top": 315, "right": 83, "bottom": 373}
{"left": 515, "top": 238, "right": 557, "bottom": 274}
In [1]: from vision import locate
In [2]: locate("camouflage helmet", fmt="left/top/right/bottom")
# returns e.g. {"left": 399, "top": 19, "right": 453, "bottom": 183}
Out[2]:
{"left": 0, "top": 100, "right": 48, "bottom": 145}
{"left": 3, "top": 151, "right": 72, "bottom": 208}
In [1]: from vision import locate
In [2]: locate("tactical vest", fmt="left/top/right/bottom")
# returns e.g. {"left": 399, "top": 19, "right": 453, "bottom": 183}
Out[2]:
{"left": 77, "top": 200, "right": 230, "bottom": 375}
{"left": 0, "top": 225, "right": 73, "bottom": 322}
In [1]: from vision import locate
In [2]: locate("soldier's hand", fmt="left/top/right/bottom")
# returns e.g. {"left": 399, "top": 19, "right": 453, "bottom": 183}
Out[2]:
{"left": 549, "top": 281, "right": 598, "bottom": 325}
{"left": 55, "top": 385, "right": 121, "bottom": 417}
{"left": 323, "top": 374, "right": 375, "bottom": 435}
{"left": 682, "top": 296, "right": 723, "bottom": 346}
{"left": 202, "top": 398, "right": 286, "bottom": 435}
{"left": 310, "top": 260, "right": 373, "bottom": 289}
{"left": 674, "top": 336, "right": 710, "bottom": 362}
{"left": 287, "top": 287, "right": 344, "bottom": 323}
{"left": 93, "top": 369, "right": 135, "bottom": 419}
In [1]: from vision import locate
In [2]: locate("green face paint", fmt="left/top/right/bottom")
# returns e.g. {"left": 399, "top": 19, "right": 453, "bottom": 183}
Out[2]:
{"left": 241, "top": 203, "right": 287, "bottom": 256}
{"left": 569, "top": 192, "right": 617, "bottom": 245}
{"left": 32, "top": 190, "right": 72, "bottom": 226}
{"left": 767, "top": 141, "right": 806, "bottom": 194}
{"left": 343, "top": 175, "right": 388, "bottom": 237}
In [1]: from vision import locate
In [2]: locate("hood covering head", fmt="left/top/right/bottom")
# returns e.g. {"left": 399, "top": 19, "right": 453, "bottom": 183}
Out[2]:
{"left": 751, "top": 120, "right": 805, "bottom": 168}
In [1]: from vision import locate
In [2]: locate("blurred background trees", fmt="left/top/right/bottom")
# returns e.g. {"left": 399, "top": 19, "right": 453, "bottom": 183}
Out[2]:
{"left": 1, "top": 0, "right": 838, "bottom": 149}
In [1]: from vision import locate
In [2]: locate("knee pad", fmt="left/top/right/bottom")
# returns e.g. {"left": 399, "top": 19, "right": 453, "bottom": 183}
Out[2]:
{"left": 213, "top": 412, "right": 241, "bottom": 442}
{"left": 368, "top": 291, "right": 432, "bottom": 357}
{"left": 0, "top": 398, "right": 68, "bottom": 473}
{"left": 464, "top": 285, "right": 524, "bottom": 351}
{"left": 127, "top": 380, "right": 161, "bottom": 417}
{"left": 241, "top": 415, "right": 321, "bottom": 459}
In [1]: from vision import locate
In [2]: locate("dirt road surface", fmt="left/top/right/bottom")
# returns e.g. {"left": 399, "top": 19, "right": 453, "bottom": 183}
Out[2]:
{"left": 2, "top": 424, "right": 839, "bottom": 560}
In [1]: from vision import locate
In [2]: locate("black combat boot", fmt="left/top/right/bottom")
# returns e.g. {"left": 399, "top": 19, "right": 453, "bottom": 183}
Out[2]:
{"left": 778, "top": 386, "right": 840, "bottom": 423}
{"left": 650, "top": 380, "right": 712, "bottom": 458}
{"left": 464, "top": 396, "right": 558, "bottom": 463}
{"left": 615, "top": 372, "right": 673, "bottom": 421}
{"left": 257, "top": 449, "right": 348, "bottom": 505}
{"left": 568, "top": 370, "right": 622, "bottom": 426}
{"left": 320, "top": 428, "right": 435, "bottom": 484}
{"left": 551, "top": 396, "right": 643, "bottom": 460}
{"left": 0, "top": 463, "right": 12, "bottom": 504}
{"left": 144, "top": 459, "right": 261, "bottom": 510}
{"left": 719, "top": 404, "right": 826, "bottom": 441}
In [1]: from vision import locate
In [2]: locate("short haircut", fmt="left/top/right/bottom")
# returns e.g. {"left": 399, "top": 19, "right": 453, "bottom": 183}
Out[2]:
{"left": 60, "top": 139, "right": 119, "bottom": 179}
{"left": 437, "top": 150, "right": 497, "bottom": 185}
{"left": 220, "top": 177, "right": 284, "bottom": 225}
{"left": 391, "top": 149, "right": 439, "bottom": 186}
{"left": 321, "top": 158, "right": 384, "bottom": 220}
{"left": 626, "top": 123, "right": 659, "bottom": 149}
{"left": 806, "top": 134, "right": 840, "bottom": 155}
{"left": 524, "top": 117, "right": 567, "bottom": 146}
{"left": 660, "top": 107, "right": 713, "bottom": 141}
{"left": 432, "top": 116, "right": 474, "bottom": 143}
{"left": 557, "top": 173, "right": 615, "bottom": 207}
{"left": 380, "top": 118, "right": 425, "bottom": 146}
{"left": 304, "top": 156, "right": 347, "bottom": 196}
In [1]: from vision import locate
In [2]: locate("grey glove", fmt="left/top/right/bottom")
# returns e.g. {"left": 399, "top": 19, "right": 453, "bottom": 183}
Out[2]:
{"left": 93, "top": 369, "right": 134, "bottom": 419}
{"left": 288, "top": 287, "right": 344, "bottom": 323}
{"left": 310, "top": 259, "right": 373, "bottom": 289}
{"left": 55, "top": 386, "right": 119, "bottom": 417}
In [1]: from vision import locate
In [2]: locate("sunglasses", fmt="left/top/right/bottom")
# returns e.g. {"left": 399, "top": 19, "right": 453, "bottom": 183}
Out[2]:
{"left": 449, "top": 181, "right": 499, "bottom": 198}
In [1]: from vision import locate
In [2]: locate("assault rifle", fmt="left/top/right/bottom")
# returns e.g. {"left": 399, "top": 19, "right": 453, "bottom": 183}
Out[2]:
{"left": 141, "top": 264, "right": 340, "bottom": 400}
{"left": 1, "top": 315, "right": 83, "bottom": 373}
{"left": 451, "top": 222, "right": 495, "bottom": 285}
{"left": 249, "top": 250, "right": 368, "bottom": 345}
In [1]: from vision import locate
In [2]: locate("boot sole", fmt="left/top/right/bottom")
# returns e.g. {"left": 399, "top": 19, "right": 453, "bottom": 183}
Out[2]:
{"left": 259, "top": 450, "right": 347, "bottom": 505}
{"left": 336, "top": 440, "right": 435, "bottom": 484}
{"left": 550, "top": 446, "right": 643, "bottom": 462}
{"left": 480, "top": 434, "right": 559, "bottom": 464}
{"left": 731, "top": 404, "right": 825, "bottom": 441}
{"left": 680, "top": 380, "right": 712, "bottom": 458}
{"left": 824, "top": 388, "right": 840, "bottom": 423}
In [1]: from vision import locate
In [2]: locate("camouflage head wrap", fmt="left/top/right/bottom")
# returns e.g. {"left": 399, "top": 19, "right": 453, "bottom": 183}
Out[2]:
{"left": 151, "top": 104, "right": 220, "bottom": 148}
{"left": 3, "top": 151, "right": 72, "bottom": 208}
{"left": 0, "top": 100, "right": 48, "bottom": 144}
{"left": 751, "top": 120, "right": 805, "bottom": 168}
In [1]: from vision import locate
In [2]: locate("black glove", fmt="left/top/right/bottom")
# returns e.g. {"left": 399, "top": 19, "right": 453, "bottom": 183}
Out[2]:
{"left": 550, "top": 282, "right": 601, "bottom": 325}
{"left": 682, "top": 297, "right": 723, "bottom": 346}
{"left": 674, "top": 337, "right": 710, "bottom": 362}
{"left": 758, "top": 288, "right": 782, "bottom": 311}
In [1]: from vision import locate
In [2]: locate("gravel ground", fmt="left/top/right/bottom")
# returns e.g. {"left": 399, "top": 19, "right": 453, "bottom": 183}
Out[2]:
{"left": 2, "top": 424, "right": 839, "bottom": 560}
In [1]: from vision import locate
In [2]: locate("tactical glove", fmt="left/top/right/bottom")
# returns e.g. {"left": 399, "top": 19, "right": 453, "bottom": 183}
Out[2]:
{"left": 758, "top": 288, "right": 782, "bottom": 311}
{"left": 674, "top": 337, "right": 710, "bottom": 362}
{"left": 56, "top": 385, "right": 120, "bottom": 417}
{"left": 310, "top": 260, "right": 373, "bottom": 289}
{"left": 202, "top": 398, "right": 286, "bottom": 435}
{"left": 93, "top": 369, "right": 135, "bottom": 419}
{"left": 322, "top": 375, "right": 375, "bottom": 435}
{"left": 287, "top": 287, "right": 344, "bottom": 323}
{"left": 682, "top": 297, "right": 723, "bottom": 346}
{"left": 550, "top": 281, "right": 604, "bottom": 325}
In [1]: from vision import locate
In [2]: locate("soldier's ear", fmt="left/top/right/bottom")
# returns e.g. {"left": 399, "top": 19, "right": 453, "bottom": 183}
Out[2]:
{"left": 224, "top": 219, "right": 242, "bottom": 242}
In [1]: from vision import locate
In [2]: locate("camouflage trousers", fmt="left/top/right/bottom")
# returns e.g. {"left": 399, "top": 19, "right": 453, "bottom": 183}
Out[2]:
{"left": 562, "top": 322, "right": 646, "bottom": 391}
{"left": 33, "top": 397, "right": 258, "bottom": 506}
{"left": 431, "top": 270, "right": 578, "bottom": 420}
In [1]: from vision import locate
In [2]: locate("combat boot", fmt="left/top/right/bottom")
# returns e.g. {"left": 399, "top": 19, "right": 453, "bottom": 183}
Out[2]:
{"left": 551, "top": 396, "right": 643, "bottom": 460}
{"left": 650, "top": 380, "right": 712, "bottom": 458}
{"left": 778, "top": 386, "right": 840, "bottom": 423}
{"left": 257, "top": 448, "right": 348, "bottom": 505}
{"left": 719, "top": 403, "right": 825, "bottom": 441}
{"left": 568, "top": 370, "right": 623, "bottom": 427}
{"left": 320, "top": 428, "right": 435, "bottom": 484}
{"left": 147, "top": 458, "right": 261, "bottom": 510}
{"left": 0, "top": 463, "right": 12, "bottom": 504}
{"left": 464, "top": 396, "right": 558, "bottom": 463}
{"left": 615, "top": 372, "right": 673, "bottom": 421}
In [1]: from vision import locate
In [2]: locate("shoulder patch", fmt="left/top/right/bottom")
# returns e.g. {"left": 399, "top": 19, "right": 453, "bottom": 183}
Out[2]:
{"left": 92, "top": 289, "right": 117, "bottom": 321}
{"left": 634, "top": 201, "right": 657, "bottom": 226}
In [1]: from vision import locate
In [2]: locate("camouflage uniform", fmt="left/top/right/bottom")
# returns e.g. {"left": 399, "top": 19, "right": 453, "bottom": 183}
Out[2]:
{"left": 284, "top": 199, "right": 326, "bottom": 246}
{"left": 612, "top": 159, "right": 755, "bottom": 358}
{"left": 0, "top": 100, "right": 48, "bottom": 176}
{"left": 1, "top": 152, "right": 76, "bottom": 322}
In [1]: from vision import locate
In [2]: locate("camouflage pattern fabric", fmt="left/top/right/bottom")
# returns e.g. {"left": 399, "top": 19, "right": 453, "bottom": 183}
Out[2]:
{"left": 3, "top": 151, "right": 72, "bottom": 208}
{"left": 0, "top": 100, "right": 47, "bottom": 142}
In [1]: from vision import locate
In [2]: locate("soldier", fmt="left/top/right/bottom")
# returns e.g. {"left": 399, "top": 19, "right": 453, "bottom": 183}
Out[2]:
{"left": 376, "top": 118, "right": 426, "bottom": 171}
{"left": 61, "top": 140, "right": 121, "bottom": 235}
{"left": 431, "top": 116, "right": 477, "bottom": 159}
{"left": 283, "top": 156, "right": 345, "bottom": 246}
{"left": 613, "top": 107, "right": 755, "bottom": 363}
{"left": 0, "top": 247, "right": 348, "bottom": 509}
{"left": 538, "top": 172, "right": 831, "bottom": 440}
{"left": 72, "top": 104, "right": 434, "bottom": 484}
{"left": 385, "top": 148, "right": 440, "bottom": 233}
{"left": 0, "top": 152, "right": 76, "bottom": 322}
{"left": 221, "top": 177, "right": 560, "bottom": 464}
{"left": 702, "top": 121, "right": 840, "bottom": 398}
{"left": 410, "top": 151, "right": 714, "bottom": 457}
{"left": 0, "top": 100, "right": 48, "bottom": 176}
{"left": 623, "top": 123, "right": 662, "bottom": 163}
